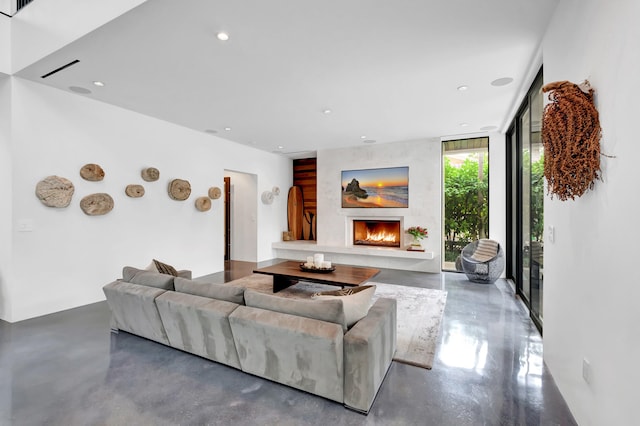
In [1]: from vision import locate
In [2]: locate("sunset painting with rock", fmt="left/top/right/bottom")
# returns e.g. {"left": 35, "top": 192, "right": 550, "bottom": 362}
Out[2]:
{"left": 341, "top": 167, "right": 409, "bottom": 208}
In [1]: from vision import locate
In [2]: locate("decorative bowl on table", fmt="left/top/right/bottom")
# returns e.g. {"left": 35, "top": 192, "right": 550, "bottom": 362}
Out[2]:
{"left": 299, "top": 263, "right": 336, "bottom": 273}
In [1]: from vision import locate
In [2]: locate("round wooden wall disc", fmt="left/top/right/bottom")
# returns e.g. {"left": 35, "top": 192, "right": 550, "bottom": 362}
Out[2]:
{"left": 141, "top": 167, "right": 160, "bottom": 182}
{"left": 195, "top": 196, "right": 212, "bottom": 212}
{"left": 35, "top": 175, "right": 75, "bottom": 208}
{"left": 208, "top": 186, "right": 222, "bottom": 199}
{"left": 125, "top": 184, "right": 145, "bottom": 198}
{"left": 80, "top": 193, "right": 114, "bottom": 216}
{"left": 168, "top": 179, "right": 191, "bottom": 201}
{"left": 80, "top": 163, "right": 105, "bottom": 181}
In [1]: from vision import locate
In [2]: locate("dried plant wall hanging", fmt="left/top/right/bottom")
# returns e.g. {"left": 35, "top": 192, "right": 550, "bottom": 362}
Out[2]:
{"left": 541, "top": 80, "right": 603, "bottom": 201}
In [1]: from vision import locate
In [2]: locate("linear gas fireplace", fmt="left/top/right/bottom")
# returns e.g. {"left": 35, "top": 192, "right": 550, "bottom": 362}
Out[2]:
{"left": 353, "top": 219, "right": 401, "bottom": 248}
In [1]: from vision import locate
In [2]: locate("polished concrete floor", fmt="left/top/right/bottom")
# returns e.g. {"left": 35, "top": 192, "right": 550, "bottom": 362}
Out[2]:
{"left": 0, "top": 260, "right": 576, "bottom": 425}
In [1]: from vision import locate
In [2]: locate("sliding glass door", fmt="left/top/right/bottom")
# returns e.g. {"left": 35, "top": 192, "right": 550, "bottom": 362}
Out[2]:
{"left": 507, "top": 69, "right": 543, "bottom": 332}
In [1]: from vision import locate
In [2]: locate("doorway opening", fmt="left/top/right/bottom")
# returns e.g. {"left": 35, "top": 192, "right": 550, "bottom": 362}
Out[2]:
{"left": 223, "top": 170, "right": 258, "bottom": 263}
{"left": 442, "top": 137, "right": 489, "bottom": 271}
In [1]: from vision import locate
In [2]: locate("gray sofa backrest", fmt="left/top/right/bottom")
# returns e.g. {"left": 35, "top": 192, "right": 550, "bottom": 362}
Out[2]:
{"left": 174, "top": 277, "right": 245, "bottom": 304}
{"left": 244, "top": 289, "right": 347, "bottom": 331}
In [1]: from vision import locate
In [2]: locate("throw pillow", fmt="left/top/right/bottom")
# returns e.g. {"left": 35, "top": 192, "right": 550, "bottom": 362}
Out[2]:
{"left": 153, "top": 259, "right": 178, "bottom": 277}
{"left": 471, "top": 239, "right": 499, "bottom": 262}
{"left": 123, "top": 266, "right": 144, "bottom": 282}
{"left": 128, "top": 270, "right": 175, "bottom": 290}
{"left": 312, "top": 285, "right": 376, "bottom": 328}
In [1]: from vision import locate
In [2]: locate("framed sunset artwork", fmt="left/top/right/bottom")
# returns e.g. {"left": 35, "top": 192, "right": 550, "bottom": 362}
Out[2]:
{"left": 341, "top": 166, "right": 409, "bottom": 208}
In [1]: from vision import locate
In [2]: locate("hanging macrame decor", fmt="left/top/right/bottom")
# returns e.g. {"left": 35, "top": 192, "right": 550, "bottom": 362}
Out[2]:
{"left": 541, "top": 80, "right": 603, "bottom": 201}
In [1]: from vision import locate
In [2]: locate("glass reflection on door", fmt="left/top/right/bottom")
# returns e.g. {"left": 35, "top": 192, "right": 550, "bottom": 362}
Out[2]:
{"left": 530, "top": 85, "right": 544, "bottom": 323}
{"left": 520, "top": 106, "right": 531, "bottom": 303}
{"left": 508, "top": 69, "right": 544, "bottom": 333}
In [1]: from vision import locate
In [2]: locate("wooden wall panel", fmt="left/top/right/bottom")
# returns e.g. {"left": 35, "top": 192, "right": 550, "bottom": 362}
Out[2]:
{"left": 293, "top": 158, "right": 317, "bottom": 240}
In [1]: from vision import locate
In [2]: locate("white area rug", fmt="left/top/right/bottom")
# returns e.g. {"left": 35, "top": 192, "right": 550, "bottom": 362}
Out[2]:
{"left": 370, "top": 282, "right": 447, "bottom": 370}
{"left": 227, "top": 275, "right": 447, "bottom": 370}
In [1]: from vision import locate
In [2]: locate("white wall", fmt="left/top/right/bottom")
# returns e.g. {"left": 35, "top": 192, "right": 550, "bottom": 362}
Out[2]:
{"left": 11, "top": 0, "right": 147, "bottom": 73}
{"left": 4, "top": 77, "right": 290, "bottom": 322}
{"left": 0, "top": 75, "right": 12, "bottom": 321}
{"left": 317, "top": 139, "right": 442, "bottom": 273}
{"left": 543, "top": 0, "right": 639, "bottom": 424}
{"left": 0, "top": 15, "right": 10, "bottom": 75}
{"left": 224, "top": 170, "right": 258, "bottom": 262}
{"left": 0, "top": 0, "right": 13, "bottom": 15}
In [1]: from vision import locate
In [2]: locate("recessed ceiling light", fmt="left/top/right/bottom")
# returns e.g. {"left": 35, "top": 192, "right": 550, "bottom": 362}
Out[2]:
{"left": 363, "top": 139, "right": 376, "bottom": 144}
{"left": 491, "top": 77, "right": 514, "bottom": 87}
{"left": 323, "top": 109, "right": 332, "bottom": 114}
{"left": 460, "top": 123, "right": 469, "bottom": 127}
{"left": 92, "top": 81, "right": 105, "bottom": 87}
{"left": 480, "top": 125, "right": 497, "bottom": 131}
{"left": 277, "top": 145, "right": 284, "bottom": 150}
{"left": 204, "top": 129, "right": 218, "bottom": 134}
{"left": 457, "top": 85, "right": 469, "bottom": 91}
{"left": 216, "top": 32, "right": 229, "bottom": 41}
{"left": 68, "top": 86, "right": 91, "bottom": 94}
{"left": 224, "top": 127, "right": 232, "bottom": 131}
{"left": 360, "top": 135, "right": 367, "bottom": 139}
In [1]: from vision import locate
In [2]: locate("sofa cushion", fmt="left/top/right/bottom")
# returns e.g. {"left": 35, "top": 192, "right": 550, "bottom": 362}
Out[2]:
{"left": 174, "top": 277, "right": 245, "bottom": 304}
{"left": 155, "top": 291, "right": 241, "bottom": 369}
{"left": 471, "top": 239, "right": 499, "bottom": 262}
{"left": 244, "top": 289, "right": 347, "bottom": 331}
{"left": 123, "top": 266, "right": 175, "bottom": 290}
{"left": 229, "top": 305, "right": 344, "bottom": 402}
{"left": 312, "top": 285, "right": 376, "bottom": 328}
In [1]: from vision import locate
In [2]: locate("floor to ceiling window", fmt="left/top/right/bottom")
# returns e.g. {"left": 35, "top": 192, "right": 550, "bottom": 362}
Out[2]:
{"left": 442, "top": 137, "right": 489, "bottom": 271}
{"left": 506, "top": 69, "right": 544, "bottom": 332}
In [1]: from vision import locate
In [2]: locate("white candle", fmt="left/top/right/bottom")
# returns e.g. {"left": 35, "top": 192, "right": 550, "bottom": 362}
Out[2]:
{"left": 322, "top": 261, "right": 331, "bottom": 269}
{"left": 313, "top": 253, "right": 324, "bottom": 267}
{"left": 307, "top": 256, "right": 314, "bottom": 265}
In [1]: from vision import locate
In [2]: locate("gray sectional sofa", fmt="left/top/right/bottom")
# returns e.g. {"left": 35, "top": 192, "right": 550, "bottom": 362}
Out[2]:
{"left": 102, "top": 266, "right": 397, "bottom": 413}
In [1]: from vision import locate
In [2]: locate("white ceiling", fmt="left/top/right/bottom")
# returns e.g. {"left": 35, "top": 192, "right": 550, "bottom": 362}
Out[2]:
{"left": 15, "top": 0, "right": 559, "bottom": 157}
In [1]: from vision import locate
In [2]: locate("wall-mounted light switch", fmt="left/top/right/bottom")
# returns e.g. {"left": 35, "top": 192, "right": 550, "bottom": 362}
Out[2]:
{"left": 547, "top": 225, "right": 555, "bottom": 243}
{"left": 17, "top": 219, "right": 34, "bottom": 232}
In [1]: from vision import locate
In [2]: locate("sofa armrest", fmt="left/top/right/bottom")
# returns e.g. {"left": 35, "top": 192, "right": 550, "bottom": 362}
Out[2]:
{"left": 102, "top": 280, "right": 169, "bottom": 345}
{"left": 343, "top": 297, "right": 397, "bottom": 413}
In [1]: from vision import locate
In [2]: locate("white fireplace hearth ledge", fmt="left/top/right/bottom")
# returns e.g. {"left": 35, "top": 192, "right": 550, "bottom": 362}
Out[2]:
{"left": 272, "top": 241, "right": 436, "bottom": 272}
{"left": 273, "top": 241, "right": 433, "bottom": 259}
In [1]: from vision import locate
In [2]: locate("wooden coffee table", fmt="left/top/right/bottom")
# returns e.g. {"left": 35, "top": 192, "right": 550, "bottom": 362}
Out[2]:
{"left": 253, "top": 260, "right": 380, "bottom": 293}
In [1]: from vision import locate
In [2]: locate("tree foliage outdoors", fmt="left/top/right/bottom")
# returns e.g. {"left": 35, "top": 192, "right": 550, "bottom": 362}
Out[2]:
{"left": 444, "top": 151, "right": 544, "bottom": 263}
{"left": 444, "top": 154, "right": 489, "bottom": 245}
{"left": 530, "top": 153, "right": 545, "bottom": 242}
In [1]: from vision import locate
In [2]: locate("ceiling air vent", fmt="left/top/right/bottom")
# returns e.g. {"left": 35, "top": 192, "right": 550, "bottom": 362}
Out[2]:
{"left": 17, "top": 0, "right": 35, "bottom": 11}
{"left": 41, "top": 59, "right": 80, "bottom": 79}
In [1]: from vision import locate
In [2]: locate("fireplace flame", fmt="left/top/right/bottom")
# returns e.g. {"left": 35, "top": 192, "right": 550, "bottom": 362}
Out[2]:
{"left": 353, "top": 219, "right": 401, "bottom": 247}
{"left": 365, "top": 229, "right": 397, "bottom": 243}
